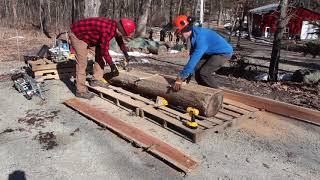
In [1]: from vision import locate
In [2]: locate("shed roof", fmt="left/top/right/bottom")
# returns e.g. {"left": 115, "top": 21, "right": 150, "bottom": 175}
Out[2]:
{"left": 249, "top": 3, "right": 279, "bottom": 15}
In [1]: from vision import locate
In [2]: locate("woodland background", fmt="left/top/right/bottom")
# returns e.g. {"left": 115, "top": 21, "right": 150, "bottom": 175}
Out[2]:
{"left": 0, "top": 0, "right": 319, "bottom": 37}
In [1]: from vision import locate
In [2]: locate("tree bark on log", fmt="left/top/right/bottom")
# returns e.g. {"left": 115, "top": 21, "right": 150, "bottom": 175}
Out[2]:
{"left": 108, "top": 70, "right": 224, "bottom": 117}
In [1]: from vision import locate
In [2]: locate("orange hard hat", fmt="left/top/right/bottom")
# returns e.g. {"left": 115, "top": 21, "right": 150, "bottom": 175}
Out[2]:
{"left": 120, "top": 18, "right": 136, "bottom": 36}
{"left": 173, "top": 15, "right": 189, "bottom": 34}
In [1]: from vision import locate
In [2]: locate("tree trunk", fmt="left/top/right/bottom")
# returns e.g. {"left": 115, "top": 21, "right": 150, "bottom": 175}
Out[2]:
{"left": 237, "top": 5, "right": 245, "bottom": 48}
{"left": 218, "top": 0, "right": 223, "bottom": 26}
{"left": 177, "top": 0, "right": 183, "bottom": 15}
{"left": 12, "top": 0, "right": 18, "bottom": 26}
{"left": 248, "top": 12, "right": 253, "bottom": 40}
{"left": 269, "top": 0, "right": 288, "bottom": 82}
{"left": 136, "top": 0, "right": 152, "bottom": 37}
{"left": 112, "top": 0, "right": 115, "bottom": 18}
{"left": 228, "top": 4, "right": 240, "bottom": 42}
{"left": 40, "top": 0, "right": 43, "bottom": 33}
{"left": 169, "top": 0, "right": 174, "bottom": 23}
{"left": 108, "top": 70, "right": 224, "bottom": 117}
{"left": 47, "top": 0, "right": 51, "bottom": 24}
{"left": 84, "top": 0, "right": 101, "bottom": 18}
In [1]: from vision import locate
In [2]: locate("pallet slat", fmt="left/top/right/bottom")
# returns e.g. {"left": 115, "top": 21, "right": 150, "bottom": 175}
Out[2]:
{"left": 223, "top": 98, "right": 259, "bottom": 112}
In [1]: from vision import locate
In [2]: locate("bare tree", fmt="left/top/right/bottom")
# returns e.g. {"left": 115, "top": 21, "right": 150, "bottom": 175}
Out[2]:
{"left": 269, "top": 0, "right": 288, "bottom": 81}
{"left": 84, "top": 0, "right": 101, "bottom": 18}
{"left": 12, "top": 0, "right": 18, "bottom": 26}
{"left": 218, "top": 0, "right": 224, "bottom": 26}
{"left": 136, "top": 0, "right": 152, "bottom": 37}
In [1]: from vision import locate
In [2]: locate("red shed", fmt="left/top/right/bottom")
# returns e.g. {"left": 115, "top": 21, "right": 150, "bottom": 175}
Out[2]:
{"left": 249, "top": 3, "right": 320, "bottom": 40}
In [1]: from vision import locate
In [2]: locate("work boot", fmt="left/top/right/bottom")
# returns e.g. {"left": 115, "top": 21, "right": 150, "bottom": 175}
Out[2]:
{"left": 75, "top": 91, "right": 94, "bottom": 99}
{"left": 89, "top": 79, "right": 110, "bottom": 88}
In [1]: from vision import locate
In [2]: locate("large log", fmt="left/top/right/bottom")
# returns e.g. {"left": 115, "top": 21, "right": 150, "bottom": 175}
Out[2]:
{"left": 108, "top": 70, "right": 223, "bottom": 117}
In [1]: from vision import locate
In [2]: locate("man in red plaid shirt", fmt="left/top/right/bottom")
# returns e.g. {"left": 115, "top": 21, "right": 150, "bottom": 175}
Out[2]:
{"left": 69, "top": 17, "right": 136, "bottom": 99}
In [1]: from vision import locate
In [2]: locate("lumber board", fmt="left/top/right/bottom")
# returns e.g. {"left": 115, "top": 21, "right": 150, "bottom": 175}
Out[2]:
{"left": 34, "top": 68, "right": 75, "bottom": 76}
{"left": 34, "top": 67, "right": 92, "bottom": 76}
{"left": 108, "top": 70, "right": 224, "bottom": 117}
{"left": 222, "top": 88, "right": 320, "bottom": 125}
{"left": 35, "top": 74, "right": 73, "bottom": 82}
{"left": 28, "top": 59, "right": 48, "bottom": 66}
{"left": 64, "top": 98, "right": 199, "bottom": 173}
{"left": 29, "top": 59, "right": 94, "bottom": 72}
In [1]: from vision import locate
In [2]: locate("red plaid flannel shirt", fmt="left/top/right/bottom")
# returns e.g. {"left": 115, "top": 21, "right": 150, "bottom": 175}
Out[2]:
{"left": 71, "top": 17, "right": 128, "bottom": 65}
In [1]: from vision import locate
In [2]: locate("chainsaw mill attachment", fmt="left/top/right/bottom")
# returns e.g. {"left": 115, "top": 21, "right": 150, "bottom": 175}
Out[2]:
{"left": 11, "top": 73, "right": 45, "bottom": 100}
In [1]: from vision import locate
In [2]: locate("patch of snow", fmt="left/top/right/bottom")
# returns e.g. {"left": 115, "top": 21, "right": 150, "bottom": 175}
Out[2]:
{"left": 8, "top": 36, "right": 25, "bottom": 40}
{"left": 249, "top": 3, "right": 279, "bottom": 15}
{"left": 169, "top": 50, "right": 179, "bottom": 54}
{"left": 109, "top": 50, "right": 123, "bottom": 56}
{"left": 128, "top": 51, "right": 150, "bottom": 57}
{"left": 109, "top": 50, "right": 151, "bottom": 57}
{"left": 140, "top": 59, "right": 150, "bottom": 64}
{"left": 254, "top": 73, "right": 268, "bottom": 81}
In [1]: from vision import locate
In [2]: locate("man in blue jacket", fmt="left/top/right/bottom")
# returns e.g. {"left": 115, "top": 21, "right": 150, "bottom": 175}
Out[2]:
{"left": 172, "top": 15, "right": 233, "bottom": 91}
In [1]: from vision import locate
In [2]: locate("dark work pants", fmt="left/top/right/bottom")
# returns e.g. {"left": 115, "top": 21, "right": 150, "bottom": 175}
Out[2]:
{"left": 194, "top": 54, "right": 230, "bottom": 88}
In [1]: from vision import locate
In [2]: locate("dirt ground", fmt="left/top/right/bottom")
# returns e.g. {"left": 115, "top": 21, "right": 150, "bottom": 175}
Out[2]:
{"left": 0, "top": 30, "right": 320, "bottom": 179}
{"left": 0, "top": 65, "right": 319, "bottom": 179}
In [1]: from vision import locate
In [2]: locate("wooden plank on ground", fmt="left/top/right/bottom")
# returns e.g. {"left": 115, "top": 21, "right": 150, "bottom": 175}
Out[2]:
{"left": 222, "top": 88, "right": 320, "bottom": 125}
{"left": 64, "top": 98, "right": 199, "bottom": 173}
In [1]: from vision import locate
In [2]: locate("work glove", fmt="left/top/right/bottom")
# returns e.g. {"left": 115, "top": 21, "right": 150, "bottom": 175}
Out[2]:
{"left": 109, "top": 62, "right": 119, "bottom": 77}
{"left": 173, "top": 77, "right": 183, "bottom": 92}
{"left": 121, "top": 55, "right": 137, "bottom": 71}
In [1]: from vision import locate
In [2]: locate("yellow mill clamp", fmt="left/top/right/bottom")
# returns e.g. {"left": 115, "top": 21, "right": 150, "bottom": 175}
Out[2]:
{"left": 186, "top": 107, "right": 199, "bottom": 129}
{"left": 100, "top": 78, "right": 109, "bottom": 84}
{"left": 155, "top": 96, "right": 168, "bottom": 106}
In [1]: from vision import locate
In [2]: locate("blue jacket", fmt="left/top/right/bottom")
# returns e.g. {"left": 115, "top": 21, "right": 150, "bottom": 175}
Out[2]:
{"left": 178, "top": 26, "right": 233, "bottom": 79}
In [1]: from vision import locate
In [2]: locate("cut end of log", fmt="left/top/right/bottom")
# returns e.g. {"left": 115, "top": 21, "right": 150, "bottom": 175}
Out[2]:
{"left": 204, "top": 93, "right": 224, "bottom": 117}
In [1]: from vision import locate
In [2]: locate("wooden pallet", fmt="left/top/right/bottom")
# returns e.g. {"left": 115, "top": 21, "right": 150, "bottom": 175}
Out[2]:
{"left": 87, "top": 85, "right": 258, "bottom": 143}
{"left": 27, "top": 58, "right": 93, "bottom": 82}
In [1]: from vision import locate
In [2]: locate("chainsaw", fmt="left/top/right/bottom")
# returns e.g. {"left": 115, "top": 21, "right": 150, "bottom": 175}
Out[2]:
{"left": 11, "top": 72, "right": 45, "bottom": 100}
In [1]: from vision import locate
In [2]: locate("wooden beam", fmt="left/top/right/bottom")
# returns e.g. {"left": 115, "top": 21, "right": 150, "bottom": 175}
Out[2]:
{"left": 108, "top": 70, "right": 224, "bottom": 117}
{"left": 222, "top": 88, "right": 320, "bottom": 125}
{"left": 64, "top": 98, "right": 199, "bottom": 173}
